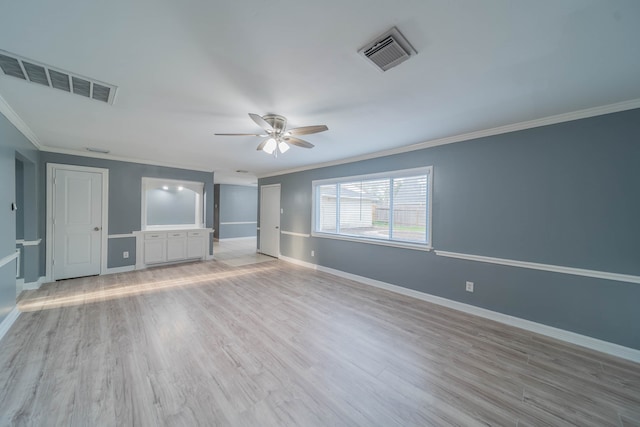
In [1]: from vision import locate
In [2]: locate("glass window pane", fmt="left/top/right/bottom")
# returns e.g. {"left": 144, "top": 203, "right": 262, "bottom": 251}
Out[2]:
{"left": 339, "top": 179, "right": 390, "bottom": 239}
{"left": 391, "top": 175, "right": 428, "bottom": 243}
{"left": 317, "top": 184, "right": 337, "bottom": 233}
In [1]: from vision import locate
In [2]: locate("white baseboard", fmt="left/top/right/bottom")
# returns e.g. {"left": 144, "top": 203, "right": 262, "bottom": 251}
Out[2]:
{"left": 279, "top": 255, "right": 640, "bottom": 363}
{"left": 105, "top": 265, "right": 136, "bottom": 274}
{"left": 218, "top": 236, "right": 256, "bottom": 241}
{"left": 0, "top": 307, "right": 21, "bottom": 343}
{"left": 22, "top": 276, "right": 47, "bottom": 291}
{"left": 205, "top": 253, "right": 215, "bottom": 261}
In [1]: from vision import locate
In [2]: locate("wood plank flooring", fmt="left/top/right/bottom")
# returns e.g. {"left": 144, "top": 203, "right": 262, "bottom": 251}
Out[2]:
{"left": 213, "top": 238, "right": 274, "bottom": 267}
{"left": 0, "top": 259, "right": 639, "bottom": 426}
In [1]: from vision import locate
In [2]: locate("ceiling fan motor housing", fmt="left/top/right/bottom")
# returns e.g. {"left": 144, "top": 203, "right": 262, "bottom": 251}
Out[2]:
{"left": 262, "top": 114, "right": 287, "bottom": 135}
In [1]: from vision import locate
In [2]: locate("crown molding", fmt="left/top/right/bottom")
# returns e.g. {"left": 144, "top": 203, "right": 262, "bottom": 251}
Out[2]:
{"left": 0, "top": 94, "right": 42, "bottom": 149}
{"left": 0, "top": 93, "right": 214, "bottom": 172}
{"left": 39, "top": 146, "right": 214, "bottom": 173}
{"left": 258, "top": 98, "right": 640, "bottom": 179}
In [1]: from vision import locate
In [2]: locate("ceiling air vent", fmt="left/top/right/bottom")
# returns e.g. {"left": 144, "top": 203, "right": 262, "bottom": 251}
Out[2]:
{"left": 0, "top": 49, "right": 117, "bottom": 104}
{"left": 358, "top": 27, "right": 417, "bottom": 72}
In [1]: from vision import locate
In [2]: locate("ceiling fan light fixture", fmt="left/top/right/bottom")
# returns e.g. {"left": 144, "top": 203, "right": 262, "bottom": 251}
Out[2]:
{"left": 217, "top": 113, "right": 327, "bottom": 156}
{"left": 278, "top": 140, "right": 290, "bottom": 153}
{"left": 263, "top": 138, "right": 277, "bottom": 154}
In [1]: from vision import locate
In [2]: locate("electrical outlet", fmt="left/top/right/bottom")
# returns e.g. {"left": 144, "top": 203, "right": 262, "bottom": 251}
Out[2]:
{"left": 123, "top": 251, "right": 129, "bottom": 259}
{"left": 311, "top": 250, "right": 315, "bottom": 257}
{"left": 465, "top": 281, "right": 474, "bottom": 292}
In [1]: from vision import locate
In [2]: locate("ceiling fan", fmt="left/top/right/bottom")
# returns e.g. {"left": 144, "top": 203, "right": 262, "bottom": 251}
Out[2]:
{"left": 215, "top": 113, "right": 328, "bottom": 156}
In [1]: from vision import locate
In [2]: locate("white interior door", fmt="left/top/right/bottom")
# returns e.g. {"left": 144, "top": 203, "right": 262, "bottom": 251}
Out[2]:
{"left": 260, "top": 184, "right": 280, "bottom": 258}
{"left": 53, "top": 169, "right": 103, "bottom": 280}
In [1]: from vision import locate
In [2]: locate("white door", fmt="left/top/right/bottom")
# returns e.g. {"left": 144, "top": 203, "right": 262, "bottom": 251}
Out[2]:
{"left": 53, "top": 169, "right": 103, "bottom": 280}
{"left": 260, "top": 184, "right": 280, "bottom": 258}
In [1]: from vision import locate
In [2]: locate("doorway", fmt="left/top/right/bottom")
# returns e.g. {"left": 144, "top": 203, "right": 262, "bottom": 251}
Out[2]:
{"left": 259, "top": 184, "right": 280, "bottom": 258}
{"left": 46, "top": 164, "right": 109, "bottom": 280}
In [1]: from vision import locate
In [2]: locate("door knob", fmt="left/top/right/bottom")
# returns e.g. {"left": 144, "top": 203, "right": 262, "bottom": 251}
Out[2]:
{"left": 275, "top": 226, "right": 279, "bottom": 229}
{"left": 94, "top": 227, "right": 101, "bottom": 231}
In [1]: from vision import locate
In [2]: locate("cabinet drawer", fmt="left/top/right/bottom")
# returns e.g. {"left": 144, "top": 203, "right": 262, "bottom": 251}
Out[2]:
{"left": 188, "top": 231, "right": 207, "bottom": 237}
{"left": 168, "top": 231, "right": 187, "bottom": 239}
{"left": 145, "top": 232, "right": 166, "bottom": 240}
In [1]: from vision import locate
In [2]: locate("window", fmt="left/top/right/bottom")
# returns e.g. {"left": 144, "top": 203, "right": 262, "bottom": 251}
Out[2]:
{"left": 312, "top": 166, "right": 432, "bottom": 249}
{"left": 141, "top": 177, "right": 204, "bottom": 230}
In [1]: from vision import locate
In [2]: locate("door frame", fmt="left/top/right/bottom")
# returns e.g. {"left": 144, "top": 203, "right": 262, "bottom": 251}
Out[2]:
{"left": 46, "top": 163, "right": 109, "bottom": 281}
{"left": 259, "top": 183, "right": 280, "bottom": 258}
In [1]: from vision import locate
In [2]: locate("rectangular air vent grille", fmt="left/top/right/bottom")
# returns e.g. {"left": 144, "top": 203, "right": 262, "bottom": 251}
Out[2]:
{"left": 0, "top": 54, "right": 26, "bottom": 79}
{"left": 0, "top": 50, "right": 117, "bottom": 104}
{"left": 22, "top": 62, "right": 48, "bottom": 86}
{"left": 358, "top": 27, "right": 417, "bottom": 72}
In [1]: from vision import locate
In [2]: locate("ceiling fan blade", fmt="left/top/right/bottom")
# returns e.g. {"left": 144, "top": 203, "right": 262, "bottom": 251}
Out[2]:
{"left": 286, "top": 125, "right": 328, "bottom": 136}
{"left": 214, "top": 133, "right": 266, "bottom": 137}
{"left": 284, "top": 136, "right": 314, "bottom": 149}
{"left": 256, "top": 138, "right": 270, "bottom": 151}
{"left": 249, "top": 113, "right": 274, "bottom": 132}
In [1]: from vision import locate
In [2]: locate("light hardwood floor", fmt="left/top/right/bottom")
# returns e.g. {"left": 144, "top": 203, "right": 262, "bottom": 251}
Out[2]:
{"left": 1, "top": 259, "right": 639, "bottom": 426}
{"left": 213, "top": 238, "right": 273, "bottom": 267}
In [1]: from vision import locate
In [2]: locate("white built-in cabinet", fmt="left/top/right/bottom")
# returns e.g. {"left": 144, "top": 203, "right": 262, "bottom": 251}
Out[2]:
{"left": 138, "top": 229, "right": 210, "bottom": 267}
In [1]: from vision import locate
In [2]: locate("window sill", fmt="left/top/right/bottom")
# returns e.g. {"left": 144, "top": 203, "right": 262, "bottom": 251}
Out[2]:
{"left": 311, "top": 232, "right": 432, "bottom": 252}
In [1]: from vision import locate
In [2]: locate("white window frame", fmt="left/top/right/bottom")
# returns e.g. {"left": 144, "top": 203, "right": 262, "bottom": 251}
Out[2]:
{"left": 311, "top": 166, "right": 433, "bottom": 251}
{"left": 141, "top": 177, "right": 205, "bottom": 231}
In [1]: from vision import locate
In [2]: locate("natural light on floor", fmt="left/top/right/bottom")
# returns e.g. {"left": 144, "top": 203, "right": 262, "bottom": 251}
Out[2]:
{"left": 19, "top": 266, "right": 278, "bottom": 312}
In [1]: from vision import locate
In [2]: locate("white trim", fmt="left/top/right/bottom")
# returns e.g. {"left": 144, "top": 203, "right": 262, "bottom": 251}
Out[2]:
{"left": 280, "top": 256, "right": 318, "bottom": 270}
{"left": 312, "top": 166, "right": 431, "bottom": 186}
{"left": 218, "top": 236, "right": 257, "bottom": 241}
{"left": 278, "top": 255, "right": 640, "bottom": 363}
{"left": 22, "top": 276, "right": 47, "bottom": 291}
{"left": 15, "top": 248, "right": 20, "bottom": 278}
{"left": 259, "top": 98, "right": 640, "bottom": 179}
{"left": 0, "top": 94, "right": 42, "bottom": 149}
{"left": 108, "top": 233, "right": 136, "bottom": 239}
{"left": 313, "top": 232, "right": 432, "bottom": 251}
{"left": 105, "top": 265, "right": 136, "bottom": 274}
{"left": 435, "top": 250, "right": 640, "bottom": 285}
{"left": 15, "top": 239, "right": 41, "bottom": 246}
{"left": 280, "top": 230, "right": 311, "bottom": 238}
{"left": 219, "top": 221, "right": 257, "bottom": 225}
{"left": 311, "top": 166, "right": 433, "bottom": 249}
{"left": 0, "top": 251, "right": 19, "bottom": 269}
{"left": 141, "top": 177, "right": 205, "bottom": 231}
{"left": 46, "top": 163, "right": 110, "bottom": 280}
{"left": 0, "top": 307, "right": 21, "bottom": 343}
{"left": 39, "top": 146, "right": 214, "bottom": 173}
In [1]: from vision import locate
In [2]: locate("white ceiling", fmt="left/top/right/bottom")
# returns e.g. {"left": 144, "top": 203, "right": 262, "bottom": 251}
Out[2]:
{"left": 1, "top": 0, "right": 639, "bottom": 185}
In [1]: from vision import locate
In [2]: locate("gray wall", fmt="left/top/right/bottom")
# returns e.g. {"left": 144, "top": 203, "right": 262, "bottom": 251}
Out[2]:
{"left": 39, "top": 152, "right": 214, "bottom": 270}
{"left": 259, "top": 108, "right": 640, "bottom": 350}
{"left": 0, "top": 113, "right": 40, "bottom": 324}
{"left": 216, "top": 184, "right": 257, "bottom": 239}
{"left": 146, "top": 188, "right": 197, "bottom": 226}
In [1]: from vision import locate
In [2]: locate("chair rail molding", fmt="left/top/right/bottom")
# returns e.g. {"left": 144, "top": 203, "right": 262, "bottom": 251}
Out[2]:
{"left": 434, "top": 250, "right": 640, "bottom": 285}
